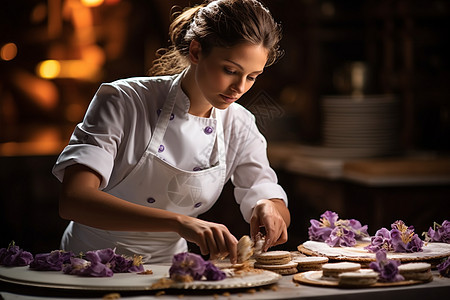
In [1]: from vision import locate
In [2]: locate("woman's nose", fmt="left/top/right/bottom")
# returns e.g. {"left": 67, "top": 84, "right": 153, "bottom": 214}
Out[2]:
{"left": 231, "top": 76, "right": 246, "bottom": 94}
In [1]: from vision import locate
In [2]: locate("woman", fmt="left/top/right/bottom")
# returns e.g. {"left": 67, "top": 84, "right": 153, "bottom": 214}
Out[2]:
{"left": 53, "top": 0, "right": 290, "bottom": 264}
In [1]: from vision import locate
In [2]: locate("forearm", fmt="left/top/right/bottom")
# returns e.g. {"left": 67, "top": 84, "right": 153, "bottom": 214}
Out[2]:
{"left": 59, "top": 164, "right": 184, "bottom": 233}
{"left": 60, "top": 186, "right": 183, "bottom": 232}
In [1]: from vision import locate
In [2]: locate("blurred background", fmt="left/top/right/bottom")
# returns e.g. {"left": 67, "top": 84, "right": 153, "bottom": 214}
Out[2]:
{"left": 1, "top": 0, "right": 449, "bottom": 254}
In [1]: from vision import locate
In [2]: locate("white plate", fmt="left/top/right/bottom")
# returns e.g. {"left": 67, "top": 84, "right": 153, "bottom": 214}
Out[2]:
{"left": 0, "top": 265, "right": 281, "bottom": 291}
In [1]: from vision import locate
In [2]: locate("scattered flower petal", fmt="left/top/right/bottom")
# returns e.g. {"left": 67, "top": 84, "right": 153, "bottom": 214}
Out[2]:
{"left": 30, "top": 250, "right": 73, "bottom": 271}
{"left": 0, "top": 241, "right": 33, "bottom": 267}
{"left": 203, "top": 261, "right": 226, "bottom": 281}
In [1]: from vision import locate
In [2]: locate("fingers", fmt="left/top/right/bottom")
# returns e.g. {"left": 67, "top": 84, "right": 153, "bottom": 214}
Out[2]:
{"left": 264, "top": 222, "right": 288, "bottom": 251}
{"left": 250, "top": 199, "right": 289, "bottom": 252}
{"left": 178, "top": 217, "right": 237, "bottom": 262}
{"left": 250, "top": 214, "right": 262, "bottom": 241}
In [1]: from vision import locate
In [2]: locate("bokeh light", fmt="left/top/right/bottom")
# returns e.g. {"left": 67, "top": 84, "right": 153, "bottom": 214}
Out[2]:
{"left": 1, "top": 43, "right": 18, "bottom": 61}
{"left": 36, "top": 60, "right": 61, "bottom": 79}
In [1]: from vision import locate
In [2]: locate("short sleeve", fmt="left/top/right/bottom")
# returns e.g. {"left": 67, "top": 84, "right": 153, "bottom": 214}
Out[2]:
{"left": 52, "top": 83, "right": 126, "bottom": 189}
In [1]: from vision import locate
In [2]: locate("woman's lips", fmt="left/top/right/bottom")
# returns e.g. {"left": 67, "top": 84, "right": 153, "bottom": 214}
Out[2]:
{"left": 220, "top": 94, "right": 238, "bottom": 103}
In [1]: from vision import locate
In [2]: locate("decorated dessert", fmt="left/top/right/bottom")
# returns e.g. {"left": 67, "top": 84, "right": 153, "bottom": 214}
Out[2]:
{"left": 299, "top": 213, "right": 450, "bottom": 266}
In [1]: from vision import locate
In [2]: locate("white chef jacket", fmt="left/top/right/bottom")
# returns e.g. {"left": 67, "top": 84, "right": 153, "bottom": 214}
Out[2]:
{"left": 53, "top": 72, "right": 287, "bottom": 223}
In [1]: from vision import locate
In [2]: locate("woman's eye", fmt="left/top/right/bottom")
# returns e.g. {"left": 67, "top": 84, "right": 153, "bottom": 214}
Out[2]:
{"left": 247, "top": 76, "right": 257, "bottom": 82}
{"left": 224, "top": 68, "right": 235, "bottom": 75}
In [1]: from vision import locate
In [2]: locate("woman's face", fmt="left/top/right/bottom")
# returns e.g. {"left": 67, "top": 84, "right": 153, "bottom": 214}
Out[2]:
{"left": 193, "top": 42, "right": 269, "bottom": 110}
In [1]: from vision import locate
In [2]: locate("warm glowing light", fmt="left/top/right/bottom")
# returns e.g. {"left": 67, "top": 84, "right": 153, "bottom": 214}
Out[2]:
{"left": 36, "top": 59, "right": 100, "bottom": 80}
{"left": 37, "top": 60, "right": 61, "bottom": 79}
{"left": 1, "top": 43, "right": 18, "bottom": 61}
{"left": 81, "top": 0, "right": 104, "bottom": 7}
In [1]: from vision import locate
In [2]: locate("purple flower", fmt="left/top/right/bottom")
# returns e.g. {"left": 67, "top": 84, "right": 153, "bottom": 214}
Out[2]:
{"left": 308, "top": 211, "right": 339, "bottom": 241}
{"left": 81, "top": 260, "right": 114, "bottom": 277}
{"left": 203, "top": 261, "right": 226, "bottom": 281}
{"left": 365, "top": 228, "right": 394, "bottom": 252}
{"left": 369, "top": 250, "right": 404, "bottom": 282}
{"left": 111, "top": 254, "right": 144, "bottom": 273}
{"left": 366, "top": 221, "right": 423, "bottom": 253}
{"left": 308, "top": 219, "right": 333, "bottom": 241}
{"left": 424, "top": 220, "right": 450, "bottom": 243}
{"left": 63, "top": 257, "right": 91, "bottom": 275}
{"left": 308, "top": 211, "right": 368, "bottom": 247}
{"left": 62, "top": 248, "right": 144, "bottom": 277}
{"left": 390, "top": 221, "right": 423, "bottom": 253}
{"left": 30, "top": 250, "right": 74, "bottom": 271}
{"left": 0, "top": 241, "right": 33, "bottom": 267}
{"left": 437, "top": 257, "right": 450, "bottom": 278}
{"left": 169, "top": 252, "right": 206, "bottom": 281}
{"left": 325, "top": 226, "right": 356, "bottom": 247}
{"left": 321, "top": 211, "right": 339, "bottom": 227}
{"left": 347, "top": 219, "right": 369, "bottom": 238}
{"left": 85, "top": 248, "right": 115, "bottom": 266}
{"left": 63, "top": 255, "right": 114, "bottom": 277}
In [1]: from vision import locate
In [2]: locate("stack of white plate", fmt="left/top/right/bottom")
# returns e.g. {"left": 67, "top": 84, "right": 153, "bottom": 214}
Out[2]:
{"left": 321, "top": 94, "right": 400, "bottom": 158}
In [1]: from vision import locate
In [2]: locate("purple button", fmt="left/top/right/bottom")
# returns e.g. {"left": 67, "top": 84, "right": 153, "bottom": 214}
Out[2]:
{"left": 204, "top": 126, "right": 214, "bottom": 135}
{"left": 158, "top": 145, "right": 165, "bottom": 152}
{"left": 147, "top": 197, "right": 156, "bottom": 203}
{"left": 194, "top": 202, "right": 202, "bottom": 208}
{"left": 193, "top": 166, "right": 202, "bottom": 171}
{"left": 170, "top": 113, "right": 175, "bottom": 120}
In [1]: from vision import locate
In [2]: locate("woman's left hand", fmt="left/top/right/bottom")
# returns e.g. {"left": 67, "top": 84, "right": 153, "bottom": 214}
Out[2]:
{"left": 250, "top": 199, "right": 290, "bottom": 252}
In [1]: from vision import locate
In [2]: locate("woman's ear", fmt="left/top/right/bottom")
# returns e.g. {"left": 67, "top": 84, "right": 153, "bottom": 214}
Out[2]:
{"left": 189, "top": 40, "right": 202, "bottom": 64}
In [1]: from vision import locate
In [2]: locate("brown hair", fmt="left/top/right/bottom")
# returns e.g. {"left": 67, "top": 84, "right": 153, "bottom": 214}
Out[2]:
{"left": 149, "top": 0, "right": 283, "bottom": 76}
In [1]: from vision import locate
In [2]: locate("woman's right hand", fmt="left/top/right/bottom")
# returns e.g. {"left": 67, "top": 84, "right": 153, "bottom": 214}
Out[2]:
{"left": 175, "top": 215, "right": 238, "bottom": 264}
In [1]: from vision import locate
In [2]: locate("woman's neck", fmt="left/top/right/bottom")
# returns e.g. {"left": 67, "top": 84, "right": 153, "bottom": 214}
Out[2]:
{"left": 181, "top": 66, "right": 213, "bottom": 118}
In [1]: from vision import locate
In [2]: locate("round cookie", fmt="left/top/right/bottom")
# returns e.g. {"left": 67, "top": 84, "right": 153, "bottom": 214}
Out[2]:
{"left": 338, "top": 269, "right": 379, "bottom": 287}
{"left": 254, "top": 261, "right": 298, "bottom": 275}
{"left": 398, "top": 262, "right": 432, "bottom": 281}
{"left": 255, "top": 251, "right": 291, "bottom": 265}
{"left": 322, "top": 262, "right": 361, "bottom": 278}
{"left": 292, "top": 256, "right": 329, "bottom": 272}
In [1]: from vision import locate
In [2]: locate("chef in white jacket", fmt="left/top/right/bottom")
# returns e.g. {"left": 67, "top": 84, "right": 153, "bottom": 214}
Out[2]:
{"left": 53, "top": 0, "right": 290, "bottom": 264}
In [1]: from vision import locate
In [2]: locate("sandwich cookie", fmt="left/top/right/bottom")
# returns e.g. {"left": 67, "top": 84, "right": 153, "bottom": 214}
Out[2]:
{"left": 292, "top": 256, "right": 329, "bottom": 272}
{"left": 253, "top": 261, "right": 299, "bottom": 275}
{"left": 254, "top": 251, "right": 297, "bottom": 275}
{"left": 322, "top": 262, "right": 361, "bottom": 278}
{"left": 398, "top": 262, "right": 433, "bottom": 282}
{"left": 338, "top": 269, "right": 379, "bottom": 287}
{"left": 255, "top": 251, "right": 291, "bottom": 265}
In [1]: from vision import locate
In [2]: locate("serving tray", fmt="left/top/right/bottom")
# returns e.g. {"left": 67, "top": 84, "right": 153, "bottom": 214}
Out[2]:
{"left": 0, "top": 265, "right": 280, "bottom": 291}
{"left": 293, "top": 271, "right": 427, "bottom": 288}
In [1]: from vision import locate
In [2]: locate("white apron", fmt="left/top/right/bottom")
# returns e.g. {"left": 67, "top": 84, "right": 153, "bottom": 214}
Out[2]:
{"left": 61, "top": 72, "right": 227, "bottom": 263}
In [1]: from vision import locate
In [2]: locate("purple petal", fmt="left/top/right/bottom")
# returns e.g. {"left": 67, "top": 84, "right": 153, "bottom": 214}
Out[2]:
{"left": 203, "top": 261, "right": 226, "bottom": 281}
